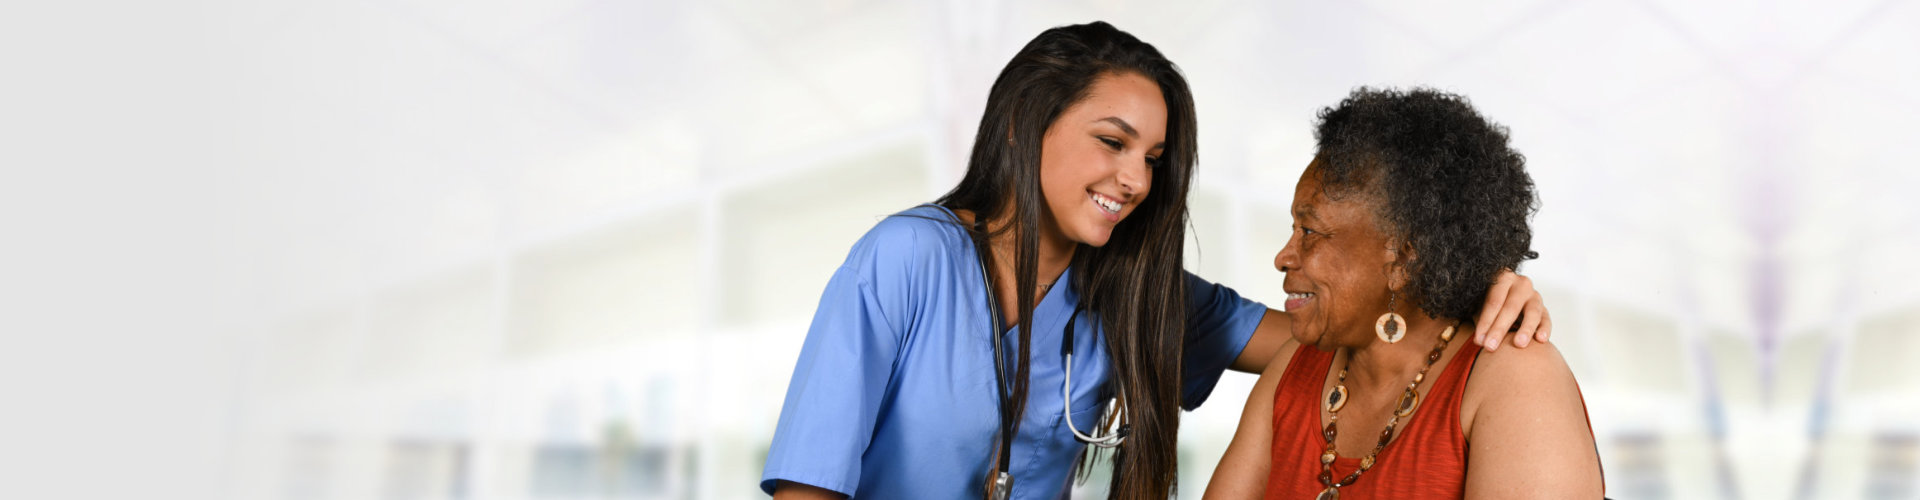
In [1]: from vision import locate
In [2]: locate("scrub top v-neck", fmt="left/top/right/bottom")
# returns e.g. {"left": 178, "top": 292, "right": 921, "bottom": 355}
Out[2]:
{"left": 761, "top": 204, "right": 1267, "bottom": 499}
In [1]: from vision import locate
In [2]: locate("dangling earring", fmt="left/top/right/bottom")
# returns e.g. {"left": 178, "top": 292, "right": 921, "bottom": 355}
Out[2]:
{"left": 1376, "top": 290, "right": 1407, "bottom": 344}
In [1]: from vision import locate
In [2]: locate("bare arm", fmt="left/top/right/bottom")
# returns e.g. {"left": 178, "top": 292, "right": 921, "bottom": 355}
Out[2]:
{"left": 1231, "top": 271, "right": 1551, "bottom": 374}
{"left": 1461, "top": 343, "right": 1604, "bottom": 498}
{"left": 1204, "top": 336, "right": 1297, "bottom": 499}
{"left": 1229, "top": 309, "right": 1291, "bottom": 373}
{"left": 772, "top": 481, "right": 846, "bottom": 500}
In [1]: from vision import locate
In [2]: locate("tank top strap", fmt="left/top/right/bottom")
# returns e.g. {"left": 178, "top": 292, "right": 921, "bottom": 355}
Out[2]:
{"left": 1275, "top": 343, "right": 1334, "bottom": 404}
{"left": 1428, "top": 342, "right": 1481, "bottom": 415}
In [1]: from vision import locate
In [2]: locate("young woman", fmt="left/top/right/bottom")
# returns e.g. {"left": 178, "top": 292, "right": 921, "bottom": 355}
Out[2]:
{"left": 761, "top": 24, "right": 1553, "bottom": 500}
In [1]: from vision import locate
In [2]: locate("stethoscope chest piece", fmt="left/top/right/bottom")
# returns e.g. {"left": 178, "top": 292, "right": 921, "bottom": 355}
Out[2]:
{"left": 990, "top": 471, "right": 1012, "bottom": 500}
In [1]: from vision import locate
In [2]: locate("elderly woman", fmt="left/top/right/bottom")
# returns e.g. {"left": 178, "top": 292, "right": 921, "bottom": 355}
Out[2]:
{"left": 1203, "top": 88, "right": 1604, "bottom": 499}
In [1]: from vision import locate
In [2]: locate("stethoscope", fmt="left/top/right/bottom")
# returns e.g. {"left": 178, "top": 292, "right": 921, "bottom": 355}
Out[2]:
{"left": 1059, "top": 308, "right": 1129, "bottom": 448}
{"left": 971, "top": 218, "right": 1128, "bottom": 500}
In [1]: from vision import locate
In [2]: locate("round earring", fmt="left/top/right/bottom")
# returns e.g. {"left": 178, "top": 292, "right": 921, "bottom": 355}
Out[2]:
{"left": 1376, "top": 291, "right": 1406, "bottom": 344}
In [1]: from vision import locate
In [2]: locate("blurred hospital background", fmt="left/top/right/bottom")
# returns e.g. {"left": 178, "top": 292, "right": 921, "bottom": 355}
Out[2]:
{"left": 4, "top": 1, "right": 1919, "bottom": 499}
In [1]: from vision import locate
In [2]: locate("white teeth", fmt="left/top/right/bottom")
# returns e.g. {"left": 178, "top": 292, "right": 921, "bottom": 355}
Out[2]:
{"left": 1090, "top": 192, "right": 1121, "bottom": 213}
{"left": 1284, "top": 292, "right": 1313, "bottom": 312}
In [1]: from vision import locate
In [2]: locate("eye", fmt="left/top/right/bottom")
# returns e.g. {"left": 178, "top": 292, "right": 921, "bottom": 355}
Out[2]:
{"left": 1098, "top": 137, "right": 1123, "bottom": 150}
{"left": 1144, "top": 155, "right": 1161, "bottom": 169}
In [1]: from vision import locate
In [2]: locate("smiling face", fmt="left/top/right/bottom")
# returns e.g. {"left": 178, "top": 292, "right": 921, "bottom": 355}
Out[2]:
{"left": 1036, "top": 71, "right": 1167, "bottom": 248}
{"left": 1273, "top": 156, "right": 1402, "bottom": 350}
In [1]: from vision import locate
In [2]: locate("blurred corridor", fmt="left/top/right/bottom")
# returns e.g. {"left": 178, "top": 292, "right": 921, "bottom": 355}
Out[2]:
{"left": 8, "top": 1, "right": 1918, "bottom": 499}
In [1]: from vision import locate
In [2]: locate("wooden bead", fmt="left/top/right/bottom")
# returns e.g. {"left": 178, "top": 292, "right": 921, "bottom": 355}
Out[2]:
{"left": 1360, "top": 456, "right": 1375, "bottom": 470}
{"left": 1324, "top": 423, "right": 1337, "bottom": 442}
{"left": 1322, "top": 450, "right": 1336, "bottom": 465}
{"left": 1396, "top": 391, "right": 1420, "bottom": 417}
{"left": 1440, "top": 326, "right": 1455, "bottom": 342}
{"left": 1317, "top": 486, "right": 1340, "bottom": 500}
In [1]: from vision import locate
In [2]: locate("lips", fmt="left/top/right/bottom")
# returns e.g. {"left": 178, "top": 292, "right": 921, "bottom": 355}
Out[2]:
{"left": 1089, "top": 191, "right": 1123, "bottom": 222}
{"left": 1283, "top": 291, "right": 1314, "bottom": 312}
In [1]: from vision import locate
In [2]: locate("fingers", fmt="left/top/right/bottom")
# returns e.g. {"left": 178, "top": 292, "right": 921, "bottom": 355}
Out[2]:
{"left": 1512, "top": 298, "right": 1544, "bottom": 348}
{"left": 1481, "top": 274, "right": 1533, "bottom": 352}
{"left": 1473, "top": 273, "right": 1515, "bottom": 347}
{"left": 1534, "top": 308, "right": 1553, "bottom": 344}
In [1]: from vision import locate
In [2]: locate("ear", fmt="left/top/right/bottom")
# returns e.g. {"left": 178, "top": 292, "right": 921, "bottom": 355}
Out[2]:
{"left": 1384, "top": 238, "right": 1416, "bottom": 292}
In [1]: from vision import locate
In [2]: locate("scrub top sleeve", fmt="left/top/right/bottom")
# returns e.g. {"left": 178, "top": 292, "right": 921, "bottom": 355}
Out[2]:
{"left": 760, "top": 218, "right": 922, "bottom": 496}
{"left": 760, "top": 269, "right": 902, "bottom": 496}
{"left": 1178, "top": 271, "right": 1268, "bottom": 411}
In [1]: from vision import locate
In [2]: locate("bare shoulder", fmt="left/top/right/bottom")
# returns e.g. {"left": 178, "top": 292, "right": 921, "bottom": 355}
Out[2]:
{"left": 1461, "top": 341, "right": 1582, "bottom": 433}
{"left": 1467, "top": 341, "right": 1576, "bottom": 391}
{"left": 1459, "top": 340, "right": 1603, "bottom": 498}
{"left": 1264, "top": 334, "right": 1303, "bottom": 380}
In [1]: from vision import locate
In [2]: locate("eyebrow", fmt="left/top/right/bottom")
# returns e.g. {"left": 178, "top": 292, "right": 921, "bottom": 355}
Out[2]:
{"left": 1294, "top": 204, "right": 1319, "bottom": 220}
{"left": 1096, "top": 117, "right": 1139, "bottom": 138}
{"left": 1095, "top": 117, "right": 1166, "bottom": 148}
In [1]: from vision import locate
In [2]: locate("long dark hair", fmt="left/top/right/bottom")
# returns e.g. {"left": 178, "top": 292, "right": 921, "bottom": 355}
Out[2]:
{"left": 936, "top": 21, "right": 1197, "bottom": 499}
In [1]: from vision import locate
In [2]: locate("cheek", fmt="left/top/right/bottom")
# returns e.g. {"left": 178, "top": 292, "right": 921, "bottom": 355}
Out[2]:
{"left": 1037, "top": 161, "right": 1078, "bottom": 211}
{"left": 1039, "top": 147, "right": 1091, "bottom": 192}
{"left": 1305, "top": 248, "right": 1366, "bottom": 311}
{"left": 1298, "top": 241, "right": 1325, "bottom": 270}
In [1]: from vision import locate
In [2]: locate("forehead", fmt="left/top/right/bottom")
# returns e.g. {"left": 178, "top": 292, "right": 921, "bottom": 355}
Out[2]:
{"left": 1292, "top": 161, "right": 1375, "bottom": 225}
{"left": 1060, "top": 73, "right": 1167, "bottom": 132}
{"left": 1291, "top": 160, "right": 1329, "bottom": 214}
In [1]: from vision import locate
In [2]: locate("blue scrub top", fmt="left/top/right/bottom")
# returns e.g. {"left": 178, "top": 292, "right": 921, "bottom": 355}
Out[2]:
{"left": 761, "top": 205, "right": 1267, "bottom": 499}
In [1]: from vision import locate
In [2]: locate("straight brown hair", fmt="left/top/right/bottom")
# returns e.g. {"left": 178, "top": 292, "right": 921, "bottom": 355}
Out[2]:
{"left": 936, "top": 21, "right": 1198, "bottom": 499}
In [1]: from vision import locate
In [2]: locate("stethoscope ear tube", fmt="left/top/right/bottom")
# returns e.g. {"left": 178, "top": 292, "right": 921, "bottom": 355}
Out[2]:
{"left": 1063, "top": 347, "right": 1128, "bottom": 448}
{"left": 1061, "top": 307, "right": 1129, "bottom": 448}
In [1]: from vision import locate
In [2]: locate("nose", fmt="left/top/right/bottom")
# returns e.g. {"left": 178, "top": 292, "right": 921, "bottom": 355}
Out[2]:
{"left": 1116, "top": 158, "right": 1150, "bottom": 196}
{"left": 1274, "top": 233, "right": 1300, "bottom": 273}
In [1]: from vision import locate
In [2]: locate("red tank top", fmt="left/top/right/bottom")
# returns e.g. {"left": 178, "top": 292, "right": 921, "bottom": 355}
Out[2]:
{"left": 1263, "top": 343, "right": 1478, "bottom": 499}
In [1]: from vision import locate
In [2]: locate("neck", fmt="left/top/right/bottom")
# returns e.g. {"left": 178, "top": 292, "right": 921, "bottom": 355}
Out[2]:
{"left": 998, "top": 215, "right": 1075, "bottom": 288}
{"left": 954, "top": 208, "right": 1074, "bottom": 330}
{"left": 978, "top": 208, "right": 1075, "bottom": 287}
{"left": 1344, "top": 311, "right": 1455, "bottom": 390}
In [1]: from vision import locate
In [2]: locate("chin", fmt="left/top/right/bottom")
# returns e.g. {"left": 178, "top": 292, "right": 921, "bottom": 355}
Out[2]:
{"left": 1290, "top": 322, "right": 1339, "bottom": 351}
{"left": 1072, "top": 227, "right": 1114, "bottom": 247}
{"left": 1288, "top": 324, "right": 1319, "bottom": 347}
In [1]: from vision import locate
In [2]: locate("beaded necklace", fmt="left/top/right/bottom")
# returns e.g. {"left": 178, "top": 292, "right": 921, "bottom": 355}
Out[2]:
{"left": 1314, "top": 325, "right": 1457, "bottom": 500}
